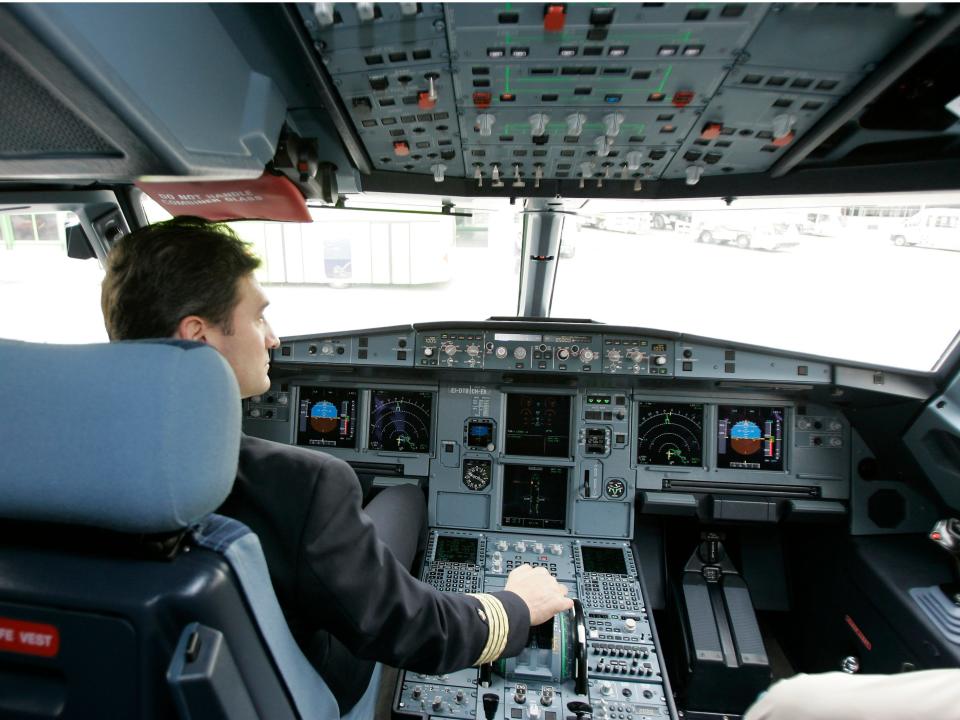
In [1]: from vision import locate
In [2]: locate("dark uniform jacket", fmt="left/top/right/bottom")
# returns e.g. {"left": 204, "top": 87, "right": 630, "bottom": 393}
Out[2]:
{"left": 218, "top": 434, "right": 530, "bottom": 706}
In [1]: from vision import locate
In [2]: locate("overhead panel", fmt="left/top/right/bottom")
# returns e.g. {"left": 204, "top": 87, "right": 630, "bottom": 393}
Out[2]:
{"left": 298, "top": 2, "right": 926, "bottom": 189}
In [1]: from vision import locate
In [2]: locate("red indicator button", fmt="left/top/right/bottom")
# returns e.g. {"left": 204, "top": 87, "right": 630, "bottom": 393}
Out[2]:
{"left": 772, "top": 130, "right": 796, "bottom": 147}
{"left": 0, "top": 617, "right": 60, "bottom": 658}
{"left": 544, "top": 4, "right": 566, "bottom": 32}
{"left": 700, "top": 122, "right": 723, "bottom": 140}
{"left": 418, "top": 91, "right": 437, "bottom": 110}
{"left": 473, "top": 91, "right": 492, "bottom": 108}
{"left": 672, "top": 90, "right": 695, "bottom": 107}
{"left": 932, "top": 531, "right": 942, "bottom": 541}
{"left": 393, "top": 141, "right": 410, "bottom": 157}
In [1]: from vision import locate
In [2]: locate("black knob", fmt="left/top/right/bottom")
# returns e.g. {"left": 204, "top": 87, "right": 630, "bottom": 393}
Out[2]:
{"left": 482, "top": 693, "right": 500, "bottom": 720}
{"left": 683, "top": 349, "right": 693, "bottom": 359}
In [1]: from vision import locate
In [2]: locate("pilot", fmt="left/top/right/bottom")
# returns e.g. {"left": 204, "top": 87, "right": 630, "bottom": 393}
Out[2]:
{"left": 100, "top": 216, "right": 573, "bottom": 712}
{"left": 743, "top": 669, "right": 960, "bottom": 719}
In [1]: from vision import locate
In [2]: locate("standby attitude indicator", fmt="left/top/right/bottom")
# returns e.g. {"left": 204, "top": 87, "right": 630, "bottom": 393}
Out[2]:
{"left": 636, "top": 402, "right": 704, "bottom": 466}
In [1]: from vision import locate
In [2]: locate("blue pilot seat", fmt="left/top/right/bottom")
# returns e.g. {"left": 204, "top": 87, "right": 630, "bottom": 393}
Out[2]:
{"left": 0, "top": 339, "right": 377, "bottom": 719}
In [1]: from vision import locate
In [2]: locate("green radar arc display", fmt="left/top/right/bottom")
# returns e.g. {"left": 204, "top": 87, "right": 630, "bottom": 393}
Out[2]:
{"left": 636, "top": 402, "right": 704, "bottom": 467}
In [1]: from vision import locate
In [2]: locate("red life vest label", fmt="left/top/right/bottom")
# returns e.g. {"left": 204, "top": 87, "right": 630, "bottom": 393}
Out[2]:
{"left": 0, "top": 617, "right": 60, "bottom": 658}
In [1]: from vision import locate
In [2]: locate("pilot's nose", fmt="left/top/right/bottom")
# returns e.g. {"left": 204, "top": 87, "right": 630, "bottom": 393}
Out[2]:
{"left": 265, "top": 322, "right": 280, "bottom": 349}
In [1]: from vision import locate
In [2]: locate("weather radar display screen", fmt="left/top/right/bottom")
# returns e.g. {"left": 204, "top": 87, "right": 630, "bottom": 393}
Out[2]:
{"left": 717, "top": 405, "right": 785, "bottom": 471}
{"left": 297, "top": 386, "right": 358, "bottom": 448}
{"left": 502, "top": 465, "right": 568, "bottom": 530}
{"left": 504, "top": 393, "right": 571, "bottom": 458}
{"left": 368, "top": 389, "right": 433, "bottom": 453}
{"left": 636, "top": 402, "right": 704, "bottom": 466}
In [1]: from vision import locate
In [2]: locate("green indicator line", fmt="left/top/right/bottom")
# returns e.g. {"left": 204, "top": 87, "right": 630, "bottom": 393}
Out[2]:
{"left": 657, "top": 64, "right": 673, "bottom": 93}
{"left": 505, "top": 66, "right": 512, "bottom": 93}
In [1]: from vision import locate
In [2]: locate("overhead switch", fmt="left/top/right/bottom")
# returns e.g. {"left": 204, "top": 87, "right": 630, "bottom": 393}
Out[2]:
{"left": 589, "top": 7, "right": 615, "bottom": 26}
{"left": 603, "top": 111, "right": 625, "bottom": 138}
{"left": 594, "top": 135, "right": 612, "bottom": 157}
{"left": 393, "top": 141, "right": 410, "bottom": 157}
{"left": 476, "top": 113, "right": 496, "bottom": 136}
{"left": 431, "top": 164, "right": 447, "bottom": 182}
{"left": 313, "top": 2, "right": 335, "bottom": 27}
{"left": 473, "top": 91, "right": 492, "bottom": 109}
{"left": 544, "top": 4, "right": 567, "bottom": 32}
{"left": 399, "top": 2, "right": 418, "bottom": 15}
{"left": 685, "top": 165, "right": 703, "bottom": 186}
{"left": 579, "top": 160, "right": 595, "bottom": 188}
{"left": 529, "top": 112, "right": 550, "bottom": 137}
{"left": 356, "top": 2, "right": 376, "bottom": 22}
{"left": 491, "top": 164, "right": 504, "bottom": 187}
{"left": 772, "top": 130, "right": 796, "bottom": 147}
{"left": 672, "top": 90, "right": 695, "bottom": 107}
{"left": 772, "top": 113, "right": 796, "bottom": 141}
{"left": 418, "top": 91, "right": 437, "bottom": 110}
{"left": 626, "top": 150, "right": 644, "bottom": 171}
{"left": 700, "top": 122, "right": 723, "bottom": 140}
{"left": 565, "top": 112, "right": 587, "bottom": 137}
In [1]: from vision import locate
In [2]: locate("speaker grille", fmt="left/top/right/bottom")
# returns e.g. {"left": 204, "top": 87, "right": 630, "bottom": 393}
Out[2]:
{"left": 0, "top": 47, "right": 119, "bottom": 157}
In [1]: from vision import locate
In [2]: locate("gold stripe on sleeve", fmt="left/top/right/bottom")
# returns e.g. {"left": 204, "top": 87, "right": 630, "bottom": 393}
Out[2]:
{"left": 467, "top": 593, "right": 509, "bottom": 665}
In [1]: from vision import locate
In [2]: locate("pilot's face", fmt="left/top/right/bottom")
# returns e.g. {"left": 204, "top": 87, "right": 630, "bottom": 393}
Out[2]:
{"left": 204, "top": 274, "right": 280, "bottom": 398}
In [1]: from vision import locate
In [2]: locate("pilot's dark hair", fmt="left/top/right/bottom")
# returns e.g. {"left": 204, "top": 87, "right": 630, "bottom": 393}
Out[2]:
{"left": 101, "top": 215, "right": 261, "bottom": 341}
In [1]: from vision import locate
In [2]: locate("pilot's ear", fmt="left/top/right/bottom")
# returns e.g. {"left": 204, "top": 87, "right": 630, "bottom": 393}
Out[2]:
{"left": 175, "top": 315, "right": 208, "bottom": 343}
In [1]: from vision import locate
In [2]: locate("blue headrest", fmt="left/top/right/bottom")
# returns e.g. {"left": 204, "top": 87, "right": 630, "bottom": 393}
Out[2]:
{"left": 0, "top": 340, "right": 241, "bottom": 534}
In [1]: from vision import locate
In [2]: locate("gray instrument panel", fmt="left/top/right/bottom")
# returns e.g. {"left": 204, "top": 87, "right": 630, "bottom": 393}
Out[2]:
{"left": 295, "top": 2, "right": 917, "bottom": 185}
{"left": 246, "top": 325, "right": 852, "bottom": 719}
{"left": 248, "top": 325, "right": 850, "bottom": 537}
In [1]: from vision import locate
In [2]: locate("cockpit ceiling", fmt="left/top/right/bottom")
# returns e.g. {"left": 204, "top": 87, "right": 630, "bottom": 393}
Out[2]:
{"left": 304, "top": 2, "right": 960, "bottom": 197}
{"left": 1, "top": 3, "right": 959, "bottom": 199}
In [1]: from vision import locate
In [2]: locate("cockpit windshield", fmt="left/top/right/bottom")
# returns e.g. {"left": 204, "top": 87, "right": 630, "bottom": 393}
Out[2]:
{"left": 554, "top": 192, "right": 960, "bottom": 372}
{"left": 6, "top": 190, "right": 960, "bottom": 373}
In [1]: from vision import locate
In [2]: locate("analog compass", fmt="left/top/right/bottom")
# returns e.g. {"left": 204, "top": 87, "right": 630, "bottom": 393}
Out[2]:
{"left": 636, "top": 402, "right": 704, "bottom": 466}
{"left": 462, "top": 458, "right": 492, "bottom": 491}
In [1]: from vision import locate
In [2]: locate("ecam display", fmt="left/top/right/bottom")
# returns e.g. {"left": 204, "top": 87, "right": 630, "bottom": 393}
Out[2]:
{"left": 504, "top": 393, "right": 572, "bottom": 458}
{"left": 502, "top": 464, "right": 568, "bottom": 530}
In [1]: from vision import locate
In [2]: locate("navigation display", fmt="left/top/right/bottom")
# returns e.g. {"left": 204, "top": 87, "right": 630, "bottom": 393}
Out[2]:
{"left": 581, "top": 546, "right": 628, "bottom": 575}
{"left": 435, "top": 536, "right": 479, "bottom": 564}
{"left": 636, "top": 402, "right": 704, "bottom": 467}
{"left": 716, "top": 405, "right": 785, "bottom": 471}
{"left": 297, "top": 386, "right": 358, "bottom": 449}
{"left": 505, "top": 393, "right": 571, "bottom": 458}
{"left": 368, "top": 389, "right": 433, "bottom": 453}
{"left": 502, "top": 465, "right": 568, "bottom": 530}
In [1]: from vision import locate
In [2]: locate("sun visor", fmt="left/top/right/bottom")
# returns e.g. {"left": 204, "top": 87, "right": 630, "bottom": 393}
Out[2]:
{"left": 136, "top": 173, "right": 311, "bottom": 222}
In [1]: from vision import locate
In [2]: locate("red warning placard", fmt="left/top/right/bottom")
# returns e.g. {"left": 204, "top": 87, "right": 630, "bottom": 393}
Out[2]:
{"left": 0, "top": 617, "right": 60, "bottom": 658}
{"left": 136, "top": 173, "right": 311, "bottom": 223}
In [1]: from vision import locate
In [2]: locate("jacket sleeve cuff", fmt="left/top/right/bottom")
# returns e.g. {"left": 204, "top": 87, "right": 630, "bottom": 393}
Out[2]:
{"left": 491, "top": 590, "right": 531, "bottom": 659}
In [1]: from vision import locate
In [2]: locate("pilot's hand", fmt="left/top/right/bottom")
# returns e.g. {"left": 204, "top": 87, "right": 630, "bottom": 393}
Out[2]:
{"left": 504, "top": 564, "right": 574, "bottom": 626}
